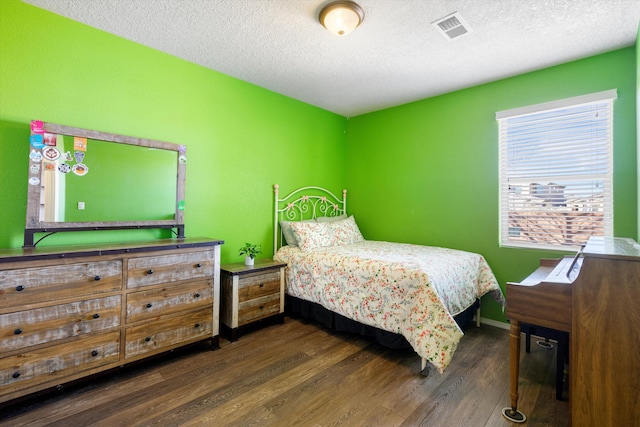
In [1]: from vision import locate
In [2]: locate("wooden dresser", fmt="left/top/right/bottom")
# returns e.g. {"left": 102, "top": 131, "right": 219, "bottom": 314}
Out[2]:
{"left": 0, "top": 238, "right": 222, "bottom": 404}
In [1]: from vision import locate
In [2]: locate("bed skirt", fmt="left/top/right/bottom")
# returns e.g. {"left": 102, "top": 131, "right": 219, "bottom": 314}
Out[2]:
{"left": 285, "top": 295, "right": 479, "bottom": 350}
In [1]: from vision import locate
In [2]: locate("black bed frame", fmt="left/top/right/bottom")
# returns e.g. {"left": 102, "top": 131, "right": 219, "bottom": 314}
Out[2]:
{"left": 286, "top": 295, "right": 479, "bottom": 351}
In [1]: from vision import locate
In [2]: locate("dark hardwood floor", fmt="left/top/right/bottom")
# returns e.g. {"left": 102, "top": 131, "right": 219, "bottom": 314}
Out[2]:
{"left": 1, "top": 317, "right": 569, "bottom": 426}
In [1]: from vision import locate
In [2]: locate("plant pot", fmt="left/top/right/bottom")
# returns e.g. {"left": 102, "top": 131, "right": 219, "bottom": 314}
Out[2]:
{"left": 245, "top": 256, "right": 254, "bottom": 266}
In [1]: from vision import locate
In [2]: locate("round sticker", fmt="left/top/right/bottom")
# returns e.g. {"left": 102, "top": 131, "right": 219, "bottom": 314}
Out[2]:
{"left": 28, "top": 176, "right": 40, "bottom": 186}
{"left": 42, "top": 146, "right": 60, "bottom": 161}
{"left": 58, "top": 163, "right": 71, "bottom": 174}
{"left": 72, "top": 163, "right": 89, "bottom": 176}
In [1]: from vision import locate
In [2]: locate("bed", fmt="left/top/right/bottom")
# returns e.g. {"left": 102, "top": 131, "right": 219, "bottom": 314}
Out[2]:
{"left": 272, "top": 185, "right": 505, "bottom": 374}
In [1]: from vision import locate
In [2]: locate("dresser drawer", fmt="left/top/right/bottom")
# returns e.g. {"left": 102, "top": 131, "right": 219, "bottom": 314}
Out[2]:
{"left": 127, "top": 251, "right": 214, "bottom": 289}
{"left": 0, "top": 331, "right": 120, "bottom": 396}
{"left": 1, "top": 295, "right": 121, "bottom": 352}
{"left": 125, "top": 307, "right": 213, "bottom": 359}
{"left": 0, "top": 260, "right": 122, "bottom": 309}
{"left": 126, "top": 280, "right": 213, "bottom": 324}
{"left": 238, "top": 293, "right": 280, "bottom": 326}
{"left": 238, "top": 271, "right": 281, "bottom": 302}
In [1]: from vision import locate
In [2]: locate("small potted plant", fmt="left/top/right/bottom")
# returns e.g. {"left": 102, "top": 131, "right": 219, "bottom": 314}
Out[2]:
{"left": 239, "top": 242, "right": 262, "bottom": 266}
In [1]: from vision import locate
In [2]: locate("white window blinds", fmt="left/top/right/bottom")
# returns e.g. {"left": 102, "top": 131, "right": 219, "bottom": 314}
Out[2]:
{"left": 497, "top": 90, "right": 616, "bottom": 250}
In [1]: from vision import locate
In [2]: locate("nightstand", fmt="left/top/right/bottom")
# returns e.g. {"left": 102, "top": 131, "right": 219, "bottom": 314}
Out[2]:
{"left": 220, "top": 259, "right": 286, "bottom": 341}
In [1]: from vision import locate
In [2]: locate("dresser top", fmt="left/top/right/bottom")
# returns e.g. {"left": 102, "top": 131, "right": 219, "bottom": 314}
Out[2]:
{"left": 0, "top": 237, "right": 224, "bottom": 264}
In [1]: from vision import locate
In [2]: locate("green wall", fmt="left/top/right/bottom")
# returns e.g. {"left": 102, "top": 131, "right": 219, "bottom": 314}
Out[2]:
{"left": 0, "top": 0, "right": 637, "bottom": 325}
{"left": 346, "top": 48, "right": 637, "bottom": 322}
{"left": 0, "top": 0, "right": 347, "bottom": 260}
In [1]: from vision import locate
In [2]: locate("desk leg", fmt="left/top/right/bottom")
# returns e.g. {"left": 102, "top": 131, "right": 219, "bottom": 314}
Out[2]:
{"left": 502, "top": 320, "right": 527, "bottom": 423}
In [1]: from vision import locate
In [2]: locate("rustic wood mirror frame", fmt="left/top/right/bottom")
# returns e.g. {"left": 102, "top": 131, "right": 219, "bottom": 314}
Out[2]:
{"left": 24, "top": 122, "right": 186, "bottom": 247}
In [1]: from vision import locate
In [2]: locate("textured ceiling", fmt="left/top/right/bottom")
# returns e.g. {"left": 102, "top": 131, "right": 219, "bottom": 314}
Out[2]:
{"left": 23, "top": 0, "right": 640, "bottom": 117}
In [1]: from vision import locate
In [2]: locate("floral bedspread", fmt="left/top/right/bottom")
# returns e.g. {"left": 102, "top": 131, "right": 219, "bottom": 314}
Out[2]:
{"left": 274, "top": 240, "right": 504, "bottom": 373}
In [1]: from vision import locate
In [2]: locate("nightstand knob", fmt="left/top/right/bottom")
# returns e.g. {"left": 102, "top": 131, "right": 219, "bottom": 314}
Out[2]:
{"left": 14, "top": 328, "right": 22, "bottom": 335}
{"left": 194, "top": 293, "right": 200, "bottom": 298}
{"left": 145, "top": 336, "right": 151, "bottom": 342}
{"left": 15, "top": 285, "right": 25, "bottom": 292}
{"left": 195, "top": 263, "right": 202, "bottom": 268}
{"left": 93, "top": 313, "right": 100, "bottom": 319}
{"left": 147, "top": 269, "right": 154, "bottom": 275}
{"left": 12, "top": 372, "right": 20, "bottom": 379}
{"left": 146, "top": 303, "right": 153, "bottom": 308}
{"left": 259, "top": 283, "right": 264, "bottom": 288}
{"left": 94, "top": 275, "right": 101, "bottom": 281}
{"left": 91, "top": 350, "right": 99, "bottom": 357}
{"left": 194, "top": 323, "right": 200, "bottom": 328}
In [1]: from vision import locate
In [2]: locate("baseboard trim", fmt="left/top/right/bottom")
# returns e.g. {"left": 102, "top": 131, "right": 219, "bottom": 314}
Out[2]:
{"left": 478, "top": 317, "right": 510, "bottom": 330}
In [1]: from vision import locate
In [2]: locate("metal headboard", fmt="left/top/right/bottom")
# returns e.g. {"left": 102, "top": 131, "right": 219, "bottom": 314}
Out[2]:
{"left": 273, "top": 184, "right": 347, "bottom": 254}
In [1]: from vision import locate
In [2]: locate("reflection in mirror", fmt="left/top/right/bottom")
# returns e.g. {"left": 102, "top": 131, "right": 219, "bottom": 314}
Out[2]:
{"left": 25, "top": 121, "right": 186, "bottom": 247}
{"left": 40, "top": 136, "right": 178, "bottom": 222}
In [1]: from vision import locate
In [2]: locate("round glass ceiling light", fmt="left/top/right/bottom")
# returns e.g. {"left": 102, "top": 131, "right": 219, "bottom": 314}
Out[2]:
{"left": 319, "top": 1, "right": 365, "bottom": 36}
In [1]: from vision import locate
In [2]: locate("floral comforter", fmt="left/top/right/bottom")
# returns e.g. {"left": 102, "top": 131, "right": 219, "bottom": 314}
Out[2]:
{"left": 274, "top": 240, "right": 504, "bottom": 373}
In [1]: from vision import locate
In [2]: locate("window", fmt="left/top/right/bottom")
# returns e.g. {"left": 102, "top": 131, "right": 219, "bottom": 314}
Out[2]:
{"left": 497, "top": 90, "right": 616, "bottom": 250}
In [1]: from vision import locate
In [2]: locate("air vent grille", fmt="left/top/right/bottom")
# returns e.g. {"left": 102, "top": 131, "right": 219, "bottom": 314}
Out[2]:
{"left": 432, "top": 12, "right": 471, "bottom": 40}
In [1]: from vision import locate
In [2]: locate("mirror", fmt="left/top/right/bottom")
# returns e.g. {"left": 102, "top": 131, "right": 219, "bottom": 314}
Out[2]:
{"left": 25, "top": 121, "right": 186, "bottom": 247}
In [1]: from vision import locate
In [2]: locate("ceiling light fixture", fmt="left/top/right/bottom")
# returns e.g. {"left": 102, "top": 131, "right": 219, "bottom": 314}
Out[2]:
{"left": 319, "top": 1, "right": 365, "bottom": 36}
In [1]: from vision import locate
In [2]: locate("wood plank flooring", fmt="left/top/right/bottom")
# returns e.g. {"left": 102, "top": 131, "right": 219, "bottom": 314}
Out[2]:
{"left": 0, "top": 317, "right": 569, "bottom": 426}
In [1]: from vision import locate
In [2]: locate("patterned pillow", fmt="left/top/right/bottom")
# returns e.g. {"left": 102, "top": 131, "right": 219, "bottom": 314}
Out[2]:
{"left": 290, "top": 221, "right": 335, "bottom": 251}
{"left": 280, "top": 219, "right": 316, "bottom": 247}
{"left": 329, "top": 215, "right": 364, "bottom": 246}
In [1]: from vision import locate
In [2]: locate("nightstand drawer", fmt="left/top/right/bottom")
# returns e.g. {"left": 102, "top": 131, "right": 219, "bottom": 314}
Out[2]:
{"left": 238, "top": 271, "right": 281, "bottom": 302}
{"left": 238, "top": 293, "right": 280, "bottom": 326}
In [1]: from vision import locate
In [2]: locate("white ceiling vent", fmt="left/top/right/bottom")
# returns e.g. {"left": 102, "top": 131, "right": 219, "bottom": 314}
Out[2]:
{"left": 432, "top": 12, "right": 471, "bottom": 40}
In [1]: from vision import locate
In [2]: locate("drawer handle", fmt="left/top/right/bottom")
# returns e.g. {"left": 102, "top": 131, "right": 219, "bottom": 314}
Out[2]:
{"left": 194, "top": 293, "right": 200, "bottom": 298}
{"left": 145, "top": 336, "right": 151, "bottom": 342}
{"left": 194, "top": 323, "right": 200, "bottom": 328}
{"left": 195, "top": 263, "right": 202, "bottom": 268}
{"left": 93, "top": 313, "right": 100, "bottom": 319}
{"left": 91, "top": 350, "right": 99, "bottom": 357}
{"left": 94, "top": 275, "right": 101, "bottom": 281}
{"left": 14, "top": 328, "right": 23, "bottom": 335}
{"left": 15, "top": 285, "right": 25, "bottom": 292}
{"left": 146, "top": 303, "right": 153, "bottom": 308}
{"left": 12, "top": 372, "right": 20, "bottom": 379}
{"left": 259, "top": 283, "right": 264, "bottom": 288}
{"left": 147, "top": 269, "right": 154, "bottom": 275}
{"left": 259, "top": 305, "right": 264, "bottom": 310}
